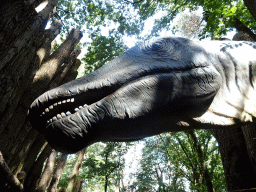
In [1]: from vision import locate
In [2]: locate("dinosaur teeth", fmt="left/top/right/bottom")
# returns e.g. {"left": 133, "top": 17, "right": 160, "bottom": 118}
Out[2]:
{"left": 52, "top": 116, "right": 57, "bottom": 121}
{"left": 42, "top": 97, "right": 83, "bottom": 124}
{"left": 74, "top": 108, "right": 79, "bottom": 112}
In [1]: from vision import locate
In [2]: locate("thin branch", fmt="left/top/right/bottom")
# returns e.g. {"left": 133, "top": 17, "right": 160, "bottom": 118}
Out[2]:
{"left": 123, "top": 0, "right": 144, "bottom": 5}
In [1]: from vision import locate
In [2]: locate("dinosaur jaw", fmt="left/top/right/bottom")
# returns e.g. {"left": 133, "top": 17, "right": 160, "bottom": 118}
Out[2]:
{"left": 29, "top": 64, "right": 219, "bottom": 154}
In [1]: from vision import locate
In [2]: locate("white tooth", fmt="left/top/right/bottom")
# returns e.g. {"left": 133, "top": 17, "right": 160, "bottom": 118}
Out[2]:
{"left": 49, "top": 105, "right": 53, "bottom": 109}
{"left": 42, "top": 112, "right": 45, "bottom": 115}
{"left": 61, "top": 112, "right": 66, "bottom": 117}
{"left": 53, "top": 116, "right": 57, "bottom": 121}
{"left": 79, "top": 106, "right": 83, "bottom": 109}
{"left": 45, "top": 108, "right": 49, "bottom": 113}
{"left": 71, "top": 98, "right": 74, "bottom": 102}
{"left": 58, "top": 101, "right": 61, "bottom": 105}
{"left": 74, "top": 108, "right": 79, "bottom": 112}
{"left": 66, "top": 111, "right": 71, "bottom": 115}
{"left": 67, "top": 99, "right": 71, "bottom": 102}
{"left": 53, "top": 103, "right": 57, "bottom": 106}
{"left": 83, "top": 104, "right": 88, "bottom": 108}
{"left": 49, "top": 119, "right": 53, "bottom": 123}
{"left": 47, "top": 120, "right": 50, "bottom": 124}
{"left": 57, "top": 114, "right": 62, "bottom": 119}
{"left": 62, "top": 100, "right": 66, "bottom": 104}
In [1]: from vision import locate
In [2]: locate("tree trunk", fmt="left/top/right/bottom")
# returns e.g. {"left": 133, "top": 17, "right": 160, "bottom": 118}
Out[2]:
{"left": 0, "top": 0, "right": 58, "bottom": 130}
{"left": 244, "top": 0, "right": 256, "bottom": 22}
{"left": 104, "top": 175, "right": 109, "bottom": 192}
{"left": 0, "top": 0, "right": 83, "bottom": 191}
{"left": 73, "top": 179, "right": 84, "bottom": 192}
{"left": 241, "top": 124, "right": 256, "bottom": 173}
{"left": 20, "top": 134, "right": 47, "bottom": 176}
{"left": 47, "top": 153, "right": 68, "bottom": 192}
{"left": 187, "top": 130, "right": 213, "bottom": 192}
{"left": 66, "top": 149, "right": 86, "bottom": 192}
{"left": 0, "top": 151, "right": 23, "bottom": 191}
{"left": 212, "top": 127, "right": 256, "bottom": 191}
{"left": 24, "top": 144, "right": 53, "bottom": 192}
{"left": 233, "top": 17, "right": 256, "bottom": 41}
{"left": 35, "top": 150, "right": 58, "bottom": 192}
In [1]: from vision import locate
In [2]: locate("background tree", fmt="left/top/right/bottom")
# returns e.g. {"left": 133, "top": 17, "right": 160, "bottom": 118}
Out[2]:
{"left": 57, "top": 142, "right": 132, "bottom": 191}
{"left": 134, "top": 130, "right": 225, "bottom": 192}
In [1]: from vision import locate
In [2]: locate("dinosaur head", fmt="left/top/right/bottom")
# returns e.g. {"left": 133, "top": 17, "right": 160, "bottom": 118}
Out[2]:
{"left": 28, "top": 37, "right": 221, "bottom": 153}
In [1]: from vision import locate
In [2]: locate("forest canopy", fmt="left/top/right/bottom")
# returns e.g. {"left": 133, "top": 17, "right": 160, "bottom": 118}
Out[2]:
{"left": 52, "top": 0, "right": 256, "bottom": 75}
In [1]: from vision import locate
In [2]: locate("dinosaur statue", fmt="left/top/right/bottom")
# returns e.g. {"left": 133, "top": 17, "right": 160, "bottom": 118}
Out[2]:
{"left": 29, "top": 37, "right": 256, "bottom": 153}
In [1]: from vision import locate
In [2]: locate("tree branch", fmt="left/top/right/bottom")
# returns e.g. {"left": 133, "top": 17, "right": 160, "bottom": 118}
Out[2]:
{"left": 0, "top": 151, "right": 23, "bottom": 191}
{"left": 123, "top": 0, "right": 144, "bottom": 5}
{"left": 233, "top": 17, "right": 256, "bottom": 41}
{"left": 244, "top": 0, "right": 256, "bottom": 22}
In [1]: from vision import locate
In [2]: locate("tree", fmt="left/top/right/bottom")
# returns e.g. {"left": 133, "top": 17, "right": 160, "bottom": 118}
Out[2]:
{"left": 35, "top": 150, "right": 58, "bottom": 192}
{"left": 134, "top": 130, "right": 226, "bottom": 192}
{"left": 66, "top": 149, "right": 86, "bottom": 192}
{"left": 175, "top": 9, "right": 206, "bottom": 39}
{"left": 58, "top": 142, "right": 132, "bottom": 192}
{"left": 131, "top": 0, "right": 256, "bottom": 39}
{"left": 0, "top": 1, "right": 82, "bottom": 191}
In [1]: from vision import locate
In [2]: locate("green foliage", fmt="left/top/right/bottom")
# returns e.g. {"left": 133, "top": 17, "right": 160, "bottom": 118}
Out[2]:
{"left": 57, "top": 154, "right": 79, "bottom": 189}
{"left": 80, "top": 142, "right": 132, "bottom": 191}
{"left": 52, "top": 0, "right": 256, "bottom": 78}
{"left": 134, "top": 130, "right": 226, "bottom": 191}
{"left": 82, "top": 30, "right": 128, "bottom": 74}
{"left": 132, "top": 0, "right": 256, "bottom": 39}
{"left": 57, "top": 142, "right": 132, "bottom": 191}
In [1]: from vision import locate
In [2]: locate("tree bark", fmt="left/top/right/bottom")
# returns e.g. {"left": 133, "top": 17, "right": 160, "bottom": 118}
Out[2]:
{"left": 35, "top": 150, "right": 58, "bottom": 192}
{"left": 104, "top": 175, "right": 109, "bottom": 192}
{"left": 66, "top": 149, "right": 85, "bottom": 192}
{"left": 0, "top": 151, "right": 23, "bottom": 191}
{"left": 241, "top": 124, "right": 256, "bottom": 174}
{"left": 244, "top": 0, "right": 256, "bottom": 22}
{"left": 8, "top": 129, "right": 39, "bottom": 172}
{"left": 24, "top": 144, "right": 53, "bottom": 192}
{"left": 47, "top": 153, "right": 68, "bottom": 192}
{"left": 233, "top": 17, "right": 256, "bottom": 41}
{"left": 0, "top": 1, "right": 83, "bottom": 191}
{"left": 0, "top": 0, "right": 58, "bottom": 125}
{"left": 212, "top": 127, "right": 256, "bottom": 191}
{"left": 73, "top": 179, "right": 84, "bottom": 192}
{"left": 20, "top": 134, "right": 47, "bottom": 176}
{"left": 187, "top": 130, "right": 213, "bottom": 192}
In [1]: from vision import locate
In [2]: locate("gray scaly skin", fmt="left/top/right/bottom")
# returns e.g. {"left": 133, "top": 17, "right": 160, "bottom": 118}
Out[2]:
{"left": 29, "top": 37, "right": 256, "bottom": 153}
